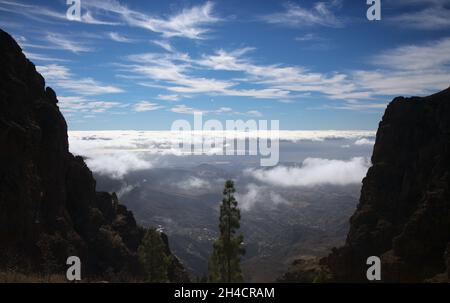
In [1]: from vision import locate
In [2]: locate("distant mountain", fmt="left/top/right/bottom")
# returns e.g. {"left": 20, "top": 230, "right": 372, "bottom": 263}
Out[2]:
{"left": 281, "top": 87, "right": 450, "bottom": 282}
{"left": 0, "top": 29, "right": 188, "bottom": 282}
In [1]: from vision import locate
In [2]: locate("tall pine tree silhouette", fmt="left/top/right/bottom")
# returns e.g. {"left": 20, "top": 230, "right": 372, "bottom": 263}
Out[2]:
{"left": 208, "top": 180, "right": 245, "bottom": 282}
{"left": 138, "top": 227, "right": 169, "bottom": 282}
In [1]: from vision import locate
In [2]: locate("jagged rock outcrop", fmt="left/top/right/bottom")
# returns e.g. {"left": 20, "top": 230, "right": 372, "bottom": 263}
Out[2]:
{"left": 0, "top": 29, "right": 189, "bottom": 282}
{"left": 325, "top": 87, "right": 450, "bottom": 282}
{"left": 279, "top": 88, "right": 450, "bottom": 283}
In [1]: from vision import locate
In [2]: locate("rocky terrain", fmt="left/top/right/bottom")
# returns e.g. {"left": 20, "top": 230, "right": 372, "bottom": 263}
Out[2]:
{"left": 281, "top": 87, "right": 450, "bottom": 282}
{"left": 0, "top": 29, "right": 188, "bottom": 282}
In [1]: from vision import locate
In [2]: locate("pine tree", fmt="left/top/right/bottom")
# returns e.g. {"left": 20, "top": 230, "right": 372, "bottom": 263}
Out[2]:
{"left": 138, "top": 227, "right": 169, "bottom": 282}
{"left": 208, "top": 180, "right": 245, "bottom": 282}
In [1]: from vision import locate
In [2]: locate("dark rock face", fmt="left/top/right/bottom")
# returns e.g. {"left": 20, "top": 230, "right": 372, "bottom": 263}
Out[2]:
{"left": 0, "top": 29, "right": 189, "bottom": 281}
{"left": 326, "top": 87, "right": 450, "bottom": 282}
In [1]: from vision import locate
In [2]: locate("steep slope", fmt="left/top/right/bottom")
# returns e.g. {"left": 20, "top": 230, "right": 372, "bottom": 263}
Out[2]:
{"left": 0, "top": 29, "right": 188, "bottom": 281}
{"left": 325, "top": 87, "right": 450, "bottom": 282}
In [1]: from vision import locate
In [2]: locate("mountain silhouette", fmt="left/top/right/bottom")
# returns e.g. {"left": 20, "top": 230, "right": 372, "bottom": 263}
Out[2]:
{"left": 0, "top": 28, "right": 188, "bottom": 282}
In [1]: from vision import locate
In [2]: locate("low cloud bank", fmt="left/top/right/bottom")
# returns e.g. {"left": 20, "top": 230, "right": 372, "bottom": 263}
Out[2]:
{"left": 245, "top": 157, "right": 371, "bottom": 187}
{"left": 69, "top": 130, "right": 376, "bottom": 153}
{"left": 68, "top": 131, "right": 374, "bottom": 179}
{"left": 176, "top": 177, "right": 210, "bottom": 190}
{"left": 235, "top": 183, "right": 290, "bottom": 211}
{"left": 85, "top": 151, "right": 152, "bottom": 179}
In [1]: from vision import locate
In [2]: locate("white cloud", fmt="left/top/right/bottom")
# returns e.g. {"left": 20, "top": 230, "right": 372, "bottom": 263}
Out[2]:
{"left": 245, "top": 157, "right": 370, "bottom": 187}
{"left": 152, "top": 40, "right": 175, "bottom": 52}
{"left": 81, "top": 11, "right": 119, "bottom": 25}
{"left": 69, "top": 132, "right": 154, "bottom": 179}
{"left": 22, "top": 32, "right": 101, "bottom": 54}
{"left": 57, "top": 78, "right": 124, "bottom": 95}
{"left": 44, "top": 33, "right": 93, "bottom": 53}
{"left": 176, "top": 177, "right": 210, "bottom": 190}
{"left": 108, "top": 32, "right": 133, "bottom": 43}
{"left": 0, "top": 0, "right": 66, "bottom": 21}
{"left": 320, "top": 100, "right": 388, "bottom": 111}
{"left": 372, "top": 37, "right": 450, "bottom": 71}
{"left": 0, "top": 0, "right": 118, "bottom": 25}
{"left": 198, "top": 47, "right": 255, "bottom": 71}
{"left": 353, "top": 69, "right": 450, "bottom": 97}
{"left": 84, "top": 151, "right": 152, "bottom": 179}
{"left": 269, "top": 191, "right": 290, "bottom": 205}
{"left": 392, "top": 7, "right": 450, "bottom": 29}
{"left": 215, "top": 107, "right": 232, "bottom": 113}
{"left": 272, "top": 131, "right": 376, "bottom": 142}
{"left": 354, "top": 138, "right": 375, "bottom": 145}
{"left": 58, "top": 96, "right": 122, "bottom": 113}
{"left": 67, "top": 130, "right": 377, "bottom": 180}
{"left": 117, "top": 184, "right": 136, "bottom": 197}
{"left": 167, "top": 77, "right": 236, "bottom": 95}
{"left": 23, "top": 52, "right": 68, "bottom": 62}
{"left": 84, "top": 0, "right": 220, "bottom": 39}
{"left": 294, "top": 34, "right": 331, "bottom": 50}
{"left": 389, "top": 0, "right": 450, "bottom": 29}
{"left": 295, "top": 33, "right": 322, "bottom": 42}
{"left": 235, "top": 183, "right": 260, "bottom": 211}
{"left": 124, "top": 48, "right": 348, "bottom": 100}
{"left": 196, "top": 48, "right": 359, "bottom": 100}
{"left": 68, "top": 130, "right": 376, "bottom": 153}
{"left": 157, "top": 94, "right": 180, "bottom": 102}
{"left": 37, "top": 64, "right": 71, "bottom": 80}
{"left": 168, "top": 105, "right": 262, "bottom": 117}
{"left": 1, "top": 0, "right": 220, "bottom": 39}
{"left": 246, "top": 110, "right": 263, "bottom": 117}
{"left": 263, "top": 1, "right": 343, "bottom": 28}
{"left": 133, "top": 101, "right": 164, "bottom": 112}
{"left": 235, "top": 184, "right": 291, "bottom": 211}
{"left": 346, "top": 37, "right": 450, "bottom": 97}
{"left": 36, "top": 64, "right": 123, "bottom": 95}
{"left": 4, "top": 0, "right": 450, "bottom": 112}
{"left": 127, "top": 50, "right": 280, "bottom": 98}
{"left": 119, "top": 37, "right": 450, "bottom": 105}
{"left": 170, "top": 104, "right": 205, "bottom": 114}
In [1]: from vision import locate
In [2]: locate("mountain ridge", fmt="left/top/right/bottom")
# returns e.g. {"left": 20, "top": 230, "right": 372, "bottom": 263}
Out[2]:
{"left": 0, "top": 28, "right": 189, "bottom": 282}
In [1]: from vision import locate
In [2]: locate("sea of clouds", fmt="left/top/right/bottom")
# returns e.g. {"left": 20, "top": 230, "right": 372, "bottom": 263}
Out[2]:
{"left": 68, "top": 130, "right": 375, "bottom": 187}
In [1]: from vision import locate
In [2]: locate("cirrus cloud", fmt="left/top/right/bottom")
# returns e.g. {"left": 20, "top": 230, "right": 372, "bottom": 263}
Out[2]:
{"left": 262, "top": 1, "right": 344, "bottom": 28}
{"left": 133, "top": 101, "right": 164, "bottom": 112}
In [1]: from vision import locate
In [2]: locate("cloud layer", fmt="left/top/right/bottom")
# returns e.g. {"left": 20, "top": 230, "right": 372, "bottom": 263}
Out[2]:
{"left": 245, "top": 157, "right": 370, "bottom": 187}
{"left": 68, "top": 130, "right": 374, "bottom": 179}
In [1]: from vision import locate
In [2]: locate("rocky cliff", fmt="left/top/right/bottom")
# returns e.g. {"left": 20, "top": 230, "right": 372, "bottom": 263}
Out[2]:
{"left": 0, "top": 29, "right": 188, "bottom": 282}
{"left": 280, "top": 87, "right": 450, "bottom": 283}
{"left": 325, "top": 87, "right": 450, "bottom": 282}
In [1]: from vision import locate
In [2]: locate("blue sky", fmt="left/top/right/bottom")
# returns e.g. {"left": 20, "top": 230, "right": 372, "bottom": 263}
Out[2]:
{"left": 1, "top": 0, "right": 450, "bottom": 130}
